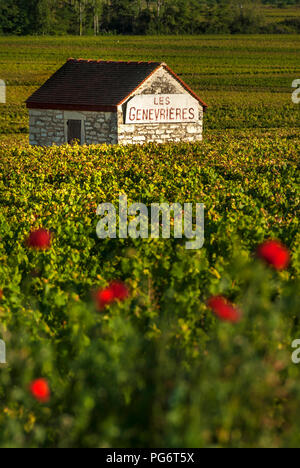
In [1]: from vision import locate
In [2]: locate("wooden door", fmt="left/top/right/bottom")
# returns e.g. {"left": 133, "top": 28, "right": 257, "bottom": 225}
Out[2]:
{"left": 68, "top": 120, "right": 82, "bottom": 145}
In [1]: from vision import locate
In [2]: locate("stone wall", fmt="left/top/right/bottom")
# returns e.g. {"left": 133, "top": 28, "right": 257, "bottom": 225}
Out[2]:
{"left": 29, "top": 109, "right": 65, "bottom": 146}
{"left": 118, "top": 66, "right": 204, "bottom": 145}
{"left": 117, "top": 121, "right": 203, "bottom": 145}
{"left": 29, "top": 109, "right": 117, "bottom": 147}
{"left": 83, "top": 111, "right": 117, "bottom": 145}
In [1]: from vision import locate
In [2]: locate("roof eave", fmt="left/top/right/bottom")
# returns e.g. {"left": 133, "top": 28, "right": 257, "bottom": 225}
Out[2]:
{"left": 117, "top": 63, "right": 164, "bottom": 106}
{"left": 163, "top": 65, "right": 208, "bottom": 109}
{"left": 116, "top": 63, "right": 208, "bottom": 109}
{"left": 26, "top": 103, "right": 118, "bottom": 112}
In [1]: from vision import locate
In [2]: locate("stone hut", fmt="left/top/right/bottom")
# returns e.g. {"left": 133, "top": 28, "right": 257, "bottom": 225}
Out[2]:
{"left": 26, "top": 59, "right": 207, "bottom": 146}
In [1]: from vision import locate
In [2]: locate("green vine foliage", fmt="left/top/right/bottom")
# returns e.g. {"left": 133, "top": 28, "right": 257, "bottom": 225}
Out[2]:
{"left": 0, "top": 134, "right": 299, "bottom": 447}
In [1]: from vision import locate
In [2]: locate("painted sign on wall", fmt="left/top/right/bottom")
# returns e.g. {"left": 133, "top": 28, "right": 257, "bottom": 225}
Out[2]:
{"left": 125, "top": 94, "right": 198, "bottom": 124}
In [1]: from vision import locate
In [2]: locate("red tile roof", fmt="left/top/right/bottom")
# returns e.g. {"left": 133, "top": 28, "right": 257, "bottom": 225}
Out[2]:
{"left": 26, "top": 59, "right": 207, "bottom": 112}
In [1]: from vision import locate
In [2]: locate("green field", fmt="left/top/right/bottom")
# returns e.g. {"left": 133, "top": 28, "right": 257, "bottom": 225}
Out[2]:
{"left": 263, "top": 5, "right": 300, "bottom": 23}
{"left": 0, "top": 35, "right": 300, "bottom": 448}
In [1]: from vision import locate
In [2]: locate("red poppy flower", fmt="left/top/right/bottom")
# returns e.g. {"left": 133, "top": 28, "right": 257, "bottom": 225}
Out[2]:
{"left": 27, "top": 229, "right": 51, "bottom": 250}
{"left": 30, "top": 378, "right": 50, "bottom": 403}
{"left": 94, "top": 287, "right": 115, "bottom": 310}
{"left": 94, "top": 281, "right": 129, "bottom": 310}
{"left": 110, "top": 281, "right": 129, "bottom": 301}
{"left": 208, "top": 296, "right": 241, "bottom": 323}
{"left": 257, "top": 240, "right": 290, "bottom": 270}
{"left": 0, "top": 290, "right": 3, "bottom": 300}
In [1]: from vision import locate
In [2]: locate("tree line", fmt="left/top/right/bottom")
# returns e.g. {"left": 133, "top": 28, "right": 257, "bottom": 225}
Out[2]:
{"left": 0, "top": 0, "right": 299, "bottom": 36}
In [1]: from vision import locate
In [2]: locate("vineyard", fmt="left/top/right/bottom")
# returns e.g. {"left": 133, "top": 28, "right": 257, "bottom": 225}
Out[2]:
{"left": 0, "top": 35, "right": 300, "bottom": 138}
{"left": 0, "top": 35, "right": 299, "bottom": 448}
